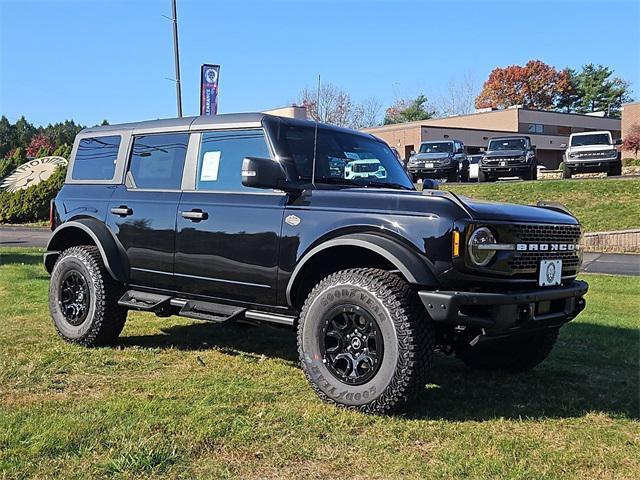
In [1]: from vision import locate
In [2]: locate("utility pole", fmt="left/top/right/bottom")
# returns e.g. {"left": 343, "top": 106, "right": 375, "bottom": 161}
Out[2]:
{"left": 171, "top": 0, "right": 183, "bottom": 117}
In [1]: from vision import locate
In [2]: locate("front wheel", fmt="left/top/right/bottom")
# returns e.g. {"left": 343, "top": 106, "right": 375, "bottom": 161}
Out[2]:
{"left": 298, "top": 268, "right": 434, "bottom": 413}
{"left": 49, "top": 246, "right": 127, "bottom": 347}
{"left": 447, "top": 169, "right": 459, "bottom": 183}
{"left": 478, "top": 170, "right": 489, "bottom": 182}
{"left": 456, "top": 329, "right": 559, "bottom": 373}
{"left": 608, "top": 161, "right": 622, "bottom": 176}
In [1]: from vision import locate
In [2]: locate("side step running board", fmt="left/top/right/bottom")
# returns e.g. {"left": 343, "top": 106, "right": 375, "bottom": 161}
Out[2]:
{"left": 118, "top": 291, "right": 172, "bottom": 312}
{"left": 179, "top": 300, "right": 245, "bottom": 323}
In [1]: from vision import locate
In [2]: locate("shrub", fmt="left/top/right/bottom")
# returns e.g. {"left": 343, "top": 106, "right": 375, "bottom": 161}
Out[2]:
{"left": 0, "top": 165, "right": 66, "bottom": 223}
{"left": 622, "top": 157, "right": 640, "bottom": 167}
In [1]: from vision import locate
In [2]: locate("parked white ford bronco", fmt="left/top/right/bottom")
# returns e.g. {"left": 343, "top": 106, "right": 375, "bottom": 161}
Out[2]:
{"left": 562, "top": 131, "right": 622, "bottom": 178}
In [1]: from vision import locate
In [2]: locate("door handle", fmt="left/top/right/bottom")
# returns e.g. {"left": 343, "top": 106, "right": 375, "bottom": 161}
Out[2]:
{"left": 110, "top": 206, "right": 133, "bottom": 216}
{"left": 181, "top": 209, "right": 208, "bottom": 221}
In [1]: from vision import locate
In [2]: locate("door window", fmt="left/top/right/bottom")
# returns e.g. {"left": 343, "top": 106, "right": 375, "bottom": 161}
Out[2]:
{"left": 127, "top": 133, "right": 189, "bottom": 190}
{"left": 196, "top": 130, "right": 271, "bottom": 191}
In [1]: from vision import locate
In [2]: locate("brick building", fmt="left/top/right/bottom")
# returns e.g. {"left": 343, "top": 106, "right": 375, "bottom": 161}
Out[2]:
{"left": 621, "top": 101, "right": 640, "bottom": 158}
{"left": 364, "top": 107, "right": 623, "bottom": 169}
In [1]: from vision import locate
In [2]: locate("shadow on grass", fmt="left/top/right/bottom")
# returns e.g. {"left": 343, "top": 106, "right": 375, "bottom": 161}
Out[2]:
{"left": 0, "top": 252, "right": 43, "bottom": 267}
{"left": 119, "top": 320, "right": 638, "bottom": 421}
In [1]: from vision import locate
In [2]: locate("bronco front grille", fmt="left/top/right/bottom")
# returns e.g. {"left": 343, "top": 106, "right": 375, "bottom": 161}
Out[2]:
{"left": 506, "top": 224, "right": 581, "bottom": 275}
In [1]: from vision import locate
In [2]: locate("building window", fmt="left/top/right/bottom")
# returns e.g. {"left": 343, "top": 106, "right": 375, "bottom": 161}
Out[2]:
{"left": 527, "top": 124, "right": 544, "bottom": 134}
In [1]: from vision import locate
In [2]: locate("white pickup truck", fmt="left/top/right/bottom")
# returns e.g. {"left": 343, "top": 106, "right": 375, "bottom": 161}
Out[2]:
{"left": 562, "top": 131, "right": 622, "bottom": 178}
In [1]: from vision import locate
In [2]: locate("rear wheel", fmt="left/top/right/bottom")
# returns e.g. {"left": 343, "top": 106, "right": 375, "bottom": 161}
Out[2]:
{"left": 608, "top": 161, "right": 622, "bottom": 176}
{"left": 456, "top": 329, "right": 559, "bottom": 373}
{"left": 49, "top": 246, "right": 127, "bottom": 347}
{"left": 298, "top": 268, "right": 434, "bottom": 413}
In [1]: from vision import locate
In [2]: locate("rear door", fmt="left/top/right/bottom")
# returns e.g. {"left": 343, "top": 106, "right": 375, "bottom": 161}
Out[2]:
{"left": 106, "top": 132, "right": 189, "bottom": 290}
{"left": 174, "top": 129, "right": 285, "bottom": 306}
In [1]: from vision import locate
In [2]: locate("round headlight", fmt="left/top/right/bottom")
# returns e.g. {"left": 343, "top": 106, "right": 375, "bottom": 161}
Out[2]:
{"left": 468, "top": 227, "right": 496, "bottom": 266}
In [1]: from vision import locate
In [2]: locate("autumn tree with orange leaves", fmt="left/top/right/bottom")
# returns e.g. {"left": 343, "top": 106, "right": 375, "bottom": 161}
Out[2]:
{"left": 475, "top": 60, "right": 571, "bottom": 110}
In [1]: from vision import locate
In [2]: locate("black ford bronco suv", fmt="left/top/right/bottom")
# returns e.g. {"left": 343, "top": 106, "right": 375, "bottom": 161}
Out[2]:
{"left": 480, "top": 135, "right": 538, "bottom": 182}
{"left": 407, "top": 139, "right": 469, "bottom": 183}
{"left": 45, "top": 113, "right": 588, "bottom": 413}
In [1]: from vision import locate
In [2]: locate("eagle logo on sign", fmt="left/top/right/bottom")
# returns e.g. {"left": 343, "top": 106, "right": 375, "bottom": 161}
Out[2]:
{"left": 0, "top": 156, "right": 68, "bottom": 193}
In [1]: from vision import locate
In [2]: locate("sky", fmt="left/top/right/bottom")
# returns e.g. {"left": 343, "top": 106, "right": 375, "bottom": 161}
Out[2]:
{"left": 1, "top": 0, "right": 639, "bottom": 127}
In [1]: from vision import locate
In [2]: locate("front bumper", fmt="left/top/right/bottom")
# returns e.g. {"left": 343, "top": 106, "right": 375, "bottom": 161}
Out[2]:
{"left": 480, "top": 164, "right": 528, "bottom": 175}
{"left": 566, "top": 159, "right": 618, "bottom": 171}
{"left": 419, "top": 280, "right": 588, "bottom": 333}
{"left": 409, "top": 166, "right": 455, "bottom": 177}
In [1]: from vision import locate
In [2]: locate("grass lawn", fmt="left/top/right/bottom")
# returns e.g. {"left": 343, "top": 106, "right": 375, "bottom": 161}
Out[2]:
{"left": 1, "top": 248, "right": 638, "bottom": 479}
{"left": 442, "top": 178, "right": 640, "bottom": 233}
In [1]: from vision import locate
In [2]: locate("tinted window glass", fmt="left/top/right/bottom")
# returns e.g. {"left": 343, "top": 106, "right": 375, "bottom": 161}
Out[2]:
{"left": 196, "top": 130, "right": 270, "bottom": 191}
{"left": 128, "top": 133, "right": 189, "bottom": 189}
{"left": 72, "top": 135, "right": 120, "bottom": 180}
{"left": 264, "top": 120, "right": 413, "bottom": 190}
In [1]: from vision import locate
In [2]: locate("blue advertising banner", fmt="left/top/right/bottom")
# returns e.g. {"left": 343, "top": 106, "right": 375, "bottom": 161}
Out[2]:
{"left": 200, "top": 64, "right": 220, "bottom": 115}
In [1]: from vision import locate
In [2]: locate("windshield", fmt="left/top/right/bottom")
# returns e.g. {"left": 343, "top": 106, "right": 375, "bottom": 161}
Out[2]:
{"left": 488, "top": 138, "right": 526, "bottom": 151}
{"left": 571, "top": 133, "right": 611, "bottom": 147}
{"left": 419, "top": 142, "right": 453, "bottom": 153}
{"left": 264, "top": 120, "right": 414, "bottom": 190}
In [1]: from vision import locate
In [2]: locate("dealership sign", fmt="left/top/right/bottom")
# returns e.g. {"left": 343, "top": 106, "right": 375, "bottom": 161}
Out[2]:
{"left": 0, "top": 156, "right": 68, "bottom": 193}
{"left": 200, "top": 64, "right": 220, "bottom": 116}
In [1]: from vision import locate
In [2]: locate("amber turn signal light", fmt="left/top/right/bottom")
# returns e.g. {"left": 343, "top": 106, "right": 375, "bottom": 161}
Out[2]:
{"left": 452, "top": 230, "right": 460, "bottom": 257}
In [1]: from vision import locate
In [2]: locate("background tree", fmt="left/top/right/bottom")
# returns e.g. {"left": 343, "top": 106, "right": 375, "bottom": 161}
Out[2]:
{"left": 26, "top": 133, "right": 55, "bottom": 158}
{"left": 383, "top": 95, "right": 436, "bottom": 125}
{"left": 475, "top": 60, "right": 569, "bottom": 110}
{"left": 299, "top": 83, "right": 381, "bottom": 128}
{"left": 555, "top": 68, "right": 581, "bottom": 112}
{"left": 623, "top": 124, "right": 640, "bottom": 159}
{"left": 435, "top": 74, "right": 479, "bottom": 117}
{"left": 573, "top": 64, "right": 632, "bottom": 116}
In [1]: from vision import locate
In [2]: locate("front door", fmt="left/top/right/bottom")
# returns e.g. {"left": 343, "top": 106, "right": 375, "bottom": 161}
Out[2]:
{"left": 106, "top": 132, "right": 189, "bottom": 290}
{"left": 174, "top": 129, "right": 285, "bottom": 306}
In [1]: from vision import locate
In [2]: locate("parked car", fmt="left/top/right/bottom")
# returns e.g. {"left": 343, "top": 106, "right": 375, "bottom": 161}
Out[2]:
{"left": 44, "top": 113, "right": 588, "bottom": 413}
{"left": 562, "top": 131, "right": 622, "bottom": 178}
{"left": 467, "top": 154, "right": 483, "bottom": 181}
{"left": 407, "top": 140, "right": 469, "bottom": 183}
{"left": 344, "top": 159, "right": 387, "bottom": 180}
{"left": 480, "top": 136, "right": 538, "bottom": 182}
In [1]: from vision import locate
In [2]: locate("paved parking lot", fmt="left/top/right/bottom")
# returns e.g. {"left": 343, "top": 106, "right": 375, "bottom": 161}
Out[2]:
{"left": 1, "top": 226, "right": 638, "bottom": 276}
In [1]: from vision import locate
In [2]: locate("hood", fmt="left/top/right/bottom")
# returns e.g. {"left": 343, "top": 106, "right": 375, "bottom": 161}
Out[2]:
{"left": 567, "top": 144, "right": 615, "bottom": 152}
{"left": 454, "top": 194, "right": 578, "bottom": 225}
{"left": 485, "top": 149, "right": 525, "bottom": 157}
{"left": 411, "top": 152, "right": 451, "bottom": 160}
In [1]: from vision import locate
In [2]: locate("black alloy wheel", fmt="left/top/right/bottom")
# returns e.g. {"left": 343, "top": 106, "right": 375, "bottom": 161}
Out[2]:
{"left": 59, "top": 270, "right": 90, "bottom": 326}
{"left": 320, "top": 305, "right": 384, "bottom": 386}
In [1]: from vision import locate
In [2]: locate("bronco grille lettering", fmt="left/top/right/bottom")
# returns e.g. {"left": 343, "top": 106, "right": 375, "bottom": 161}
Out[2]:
{"left": 516, "top": 243, "right": 576, "bottom": 251}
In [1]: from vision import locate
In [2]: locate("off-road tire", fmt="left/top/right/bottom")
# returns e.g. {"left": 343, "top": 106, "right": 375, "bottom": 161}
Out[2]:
{"left": 447, "top": 169, "right": 459, "bottom": 183}
{"left": 478, "top": 170, "right": 489, "bottom": 182}
{"left": 608, "top": 161, "right": 622, "bottom": 177}
{"left": 562, "top": 163, "right": 572, "bottom": 179}
{"left": 49, "top": 246, "right": 127, "bottom": 347}
{"left": 456, "top": 328, "right": 559, "bottom": 373}
{"left": 298, "top": 268, "right": 434, "bottom": 414}
{"left": 531, "top": 165, "right": 538, "bottom": 181}
{"left": 459, "top": 163, "right": 470, "bottom": 183}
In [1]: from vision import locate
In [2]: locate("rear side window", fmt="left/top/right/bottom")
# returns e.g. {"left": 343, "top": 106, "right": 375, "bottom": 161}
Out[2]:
{"left": 72, "top": 135, "right": 121, "bottom": 180}
{"left": 196, "top": 129, "right": 271, "bottom": 191}
{"left": 128, "top": 133, "right": 189, "bottom": 190}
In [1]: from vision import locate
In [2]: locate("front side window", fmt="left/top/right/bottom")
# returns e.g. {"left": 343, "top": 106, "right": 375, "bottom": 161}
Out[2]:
{"left": 570, "top": 133, "right": 611, "bottom": 147}
{"left": 419, "top": 142, "right": 453, "bottom": 153}
{"left": 265, "top": 120, "right": 413, "bottom": 190}
{"left": 72, "top": 135, "right": 121, "bottom": 180}
{"left": 127, "top": 133, "right": 189, "bottom": 190}
{"left": 196, "top": 130, "right": 271, "bottom": 191}
{"left": 488, "top": 138, "right": 526, "bottom": 151}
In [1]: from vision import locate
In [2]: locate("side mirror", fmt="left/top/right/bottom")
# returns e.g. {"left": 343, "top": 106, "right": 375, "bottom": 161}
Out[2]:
{"left": 410, "top": 150, "right": 416, "bottom": 155}
{"left": 241, "top": 157, "right": 287, "bottom": 190}
{"left": 421, "top": 178, "right": 439, "bottom": 190}
{"left": 560, "top": 143, "right": 568, "bottom": 149}
{"left": 614, "top": 138, "right": 623, "bottom": 145}
{"left": 456, "top": 148, "right": 464, "bottom": 154}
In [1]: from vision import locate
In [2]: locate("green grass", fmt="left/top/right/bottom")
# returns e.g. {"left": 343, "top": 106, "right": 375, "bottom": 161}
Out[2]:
{"left": 1, "top": 248, "right": 638, "bottom": 479}
{"left": 442, "top": 178, "right": 640, "bottom": 232}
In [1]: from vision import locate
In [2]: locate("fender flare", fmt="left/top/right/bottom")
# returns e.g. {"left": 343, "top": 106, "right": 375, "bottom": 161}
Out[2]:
{"left": 286, "top": 232, "right": 439, "bottom": 306}
{"left": 44, "top": 218, "right": 129, "bottom": 282}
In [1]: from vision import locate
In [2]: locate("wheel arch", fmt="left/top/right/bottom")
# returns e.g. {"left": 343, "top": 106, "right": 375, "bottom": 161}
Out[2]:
{"left": 286, "top": 233, "right": 438, "bottom": 309}
{"left": 44, "top": 219, "right": 129, "bottom": 282}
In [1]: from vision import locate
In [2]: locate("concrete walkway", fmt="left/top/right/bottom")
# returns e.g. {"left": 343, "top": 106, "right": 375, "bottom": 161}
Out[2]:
{"left": 1, "top": 226, "right": 639, "bottom": 276}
